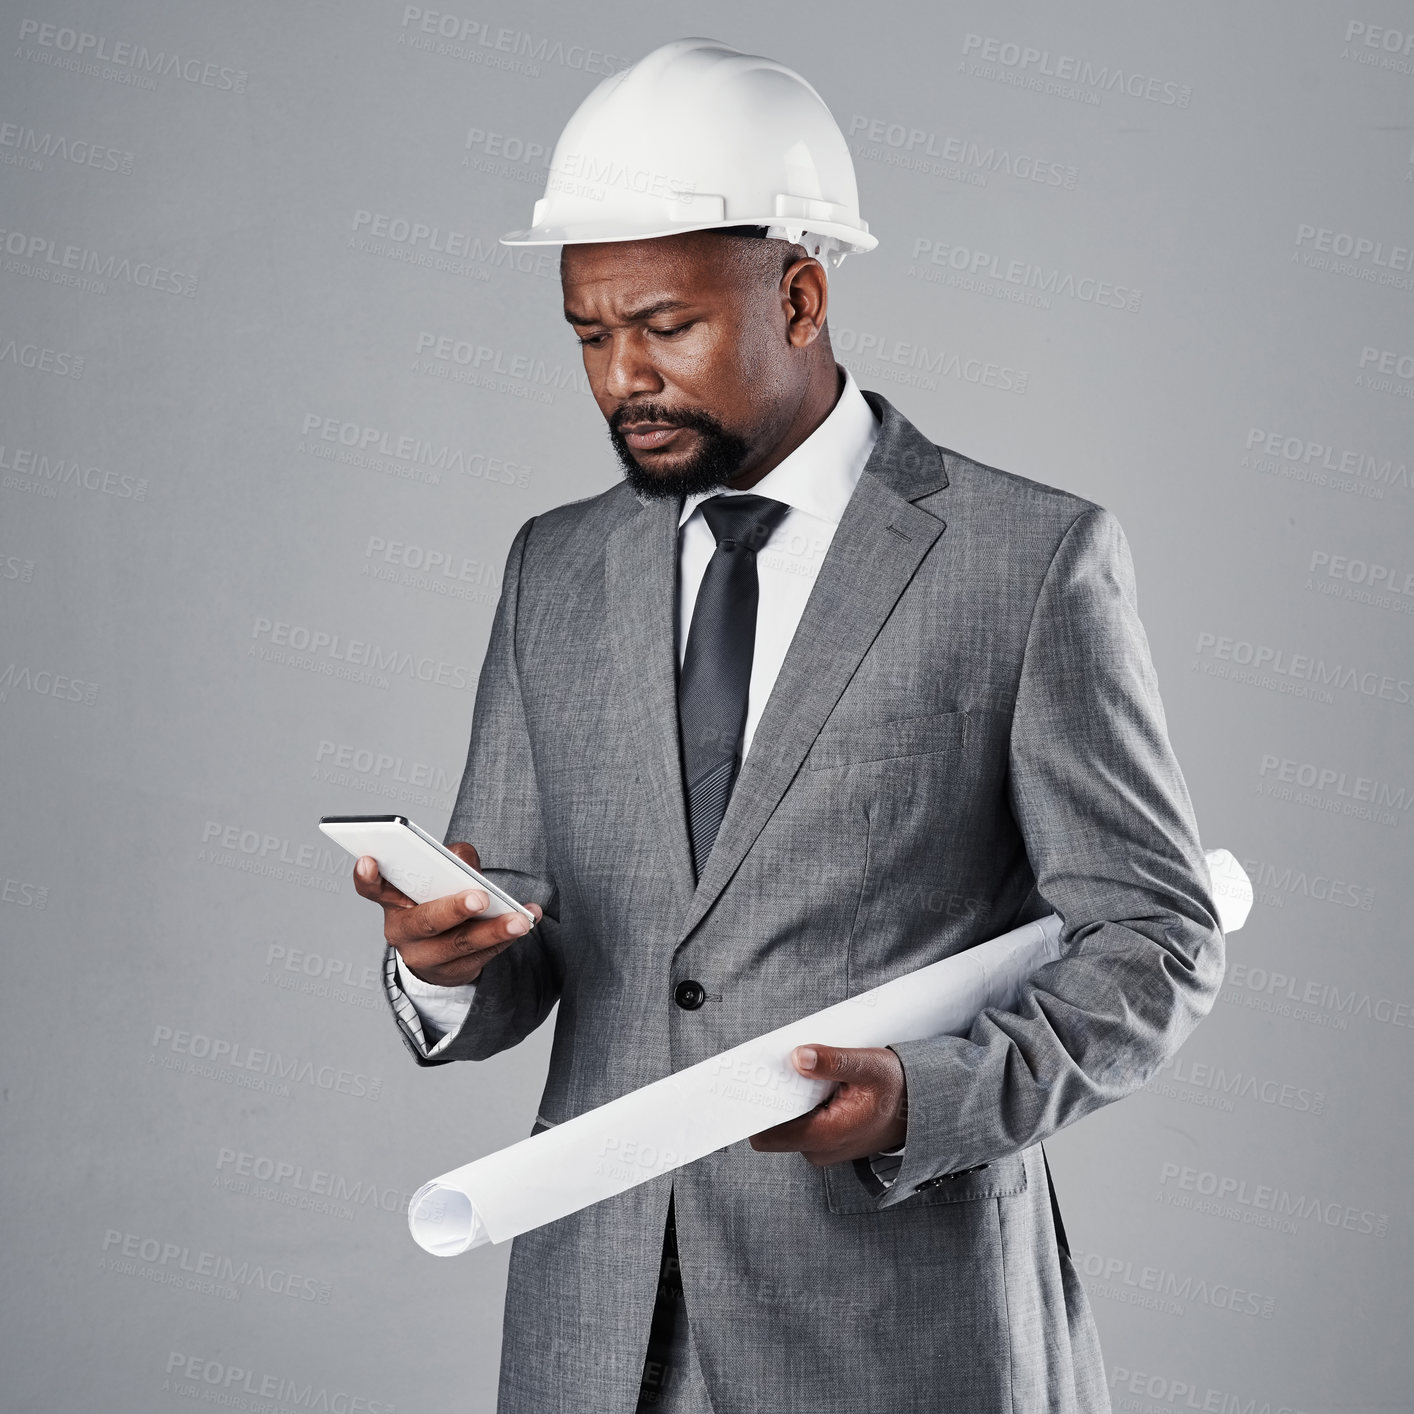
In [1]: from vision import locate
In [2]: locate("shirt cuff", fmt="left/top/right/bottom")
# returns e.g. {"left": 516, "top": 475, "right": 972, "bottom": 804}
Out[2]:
{"left": 393, "top": 952, "right": 478, "bottom": 1055}
{"left": 867, "top": 1144, "right": 906, "bottom": 1189}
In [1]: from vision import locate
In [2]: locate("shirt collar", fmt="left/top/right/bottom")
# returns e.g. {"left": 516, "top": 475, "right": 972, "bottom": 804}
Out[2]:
{"left": 677, "top": 364, "right": 880, "bottom": 530}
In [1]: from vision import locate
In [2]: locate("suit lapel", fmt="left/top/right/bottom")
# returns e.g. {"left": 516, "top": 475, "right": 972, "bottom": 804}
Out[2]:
{"left": 602, "top": 391, "right": 950, "bottom": 936}
{"left": 604, "top": 491, "right": 698, "bottom": 912}
{"left": 675, "top": 390, "right": 950, "bottom": 945}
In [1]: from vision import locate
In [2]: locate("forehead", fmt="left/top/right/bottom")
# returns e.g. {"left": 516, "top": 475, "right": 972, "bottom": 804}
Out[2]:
{"left": 560, "top": 233, "right": 756, "bottom": 313}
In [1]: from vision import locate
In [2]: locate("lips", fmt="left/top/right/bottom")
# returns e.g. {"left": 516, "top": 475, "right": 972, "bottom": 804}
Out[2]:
{"left": 620, "top": 423, "right": 687, "bottom": 451}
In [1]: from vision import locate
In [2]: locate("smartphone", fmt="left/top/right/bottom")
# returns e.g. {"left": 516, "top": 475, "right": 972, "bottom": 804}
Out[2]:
{"left": 318, "top": 815, "right": 535, "bottom": 922}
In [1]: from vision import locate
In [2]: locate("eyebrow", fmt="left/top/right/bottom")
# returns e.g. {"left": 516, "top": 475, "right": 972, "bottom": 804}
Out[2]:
{"left": 563, "top": 298, "right": 694, "bottom": 327}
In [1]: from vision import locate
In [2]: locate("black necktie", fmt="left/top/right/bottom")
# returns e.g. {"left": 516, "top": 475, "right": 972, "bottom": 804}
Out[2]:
{"left": 677, "top": 493, "right": 791, "bottom": 882}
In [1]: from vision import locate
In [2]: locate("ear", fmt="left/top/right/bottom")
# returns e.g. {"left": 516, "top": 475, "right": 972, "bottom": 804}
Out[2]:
{"left": 781, "top": 256, "right": 828, "bottom": 349}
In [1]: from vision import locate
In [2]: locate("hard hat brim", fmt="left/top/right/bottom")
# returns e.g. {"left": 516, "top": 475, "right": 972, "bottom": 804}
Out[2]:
{"left": 499, "top": 217, "right": 878, "bottom": 253}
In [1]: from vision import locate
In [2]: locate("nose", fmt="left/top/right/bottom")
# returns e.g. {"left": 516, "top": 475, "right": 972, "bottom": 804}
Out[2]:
{"left": 600, "top": 329, "right": 662, "bottom": 403}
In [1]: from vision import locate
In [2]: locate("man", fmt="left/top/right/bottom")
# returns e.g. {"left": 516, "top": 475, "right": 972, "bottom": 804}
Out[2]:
{"left": 354, "top": 38, "right": 1225, "bottom": 1414}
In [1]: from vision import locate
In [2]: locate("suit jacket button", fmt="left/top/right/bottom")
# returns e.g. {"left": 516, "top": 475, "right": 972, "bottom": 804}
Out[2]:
{"left": 918, "top": 1162, "right": 990, "bottom": 1191}
{"left": 674, "top": 980, "right": 706, "bottom": 1010}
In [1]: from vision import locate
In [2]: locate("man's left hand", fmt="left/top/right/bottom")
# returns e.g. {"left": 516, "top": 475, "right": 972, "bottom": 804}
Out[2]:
{"left": 748, "top": 1044, "right": 908, "bottom": 1166}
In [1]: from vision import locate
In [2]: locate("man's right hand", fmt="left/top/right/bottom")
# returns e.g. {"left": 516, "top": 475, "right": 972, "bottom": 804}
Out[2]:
{"left": 352, "top": 840, "right": 543, "bottom": 988}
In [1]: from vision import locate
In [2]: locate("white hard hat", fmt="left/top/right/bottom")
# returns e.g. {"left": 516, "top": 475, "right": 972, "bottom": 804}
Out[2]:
{"left": 499, "top": 37, "right": 876, "bottom": 270}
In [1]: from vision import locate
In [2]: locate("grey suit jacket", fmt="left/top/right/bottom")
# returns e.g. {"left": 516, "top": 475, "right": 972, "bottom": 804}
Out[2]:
{"left": 383, "top": 388, "right": 1225, "bottom": 1413}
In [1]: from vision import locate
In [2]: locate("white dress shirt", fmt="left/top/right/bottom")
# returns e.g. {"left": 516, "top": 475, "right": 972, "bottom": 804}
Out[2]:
{"left": 393, "top": 364, "right": 907, "bottom": 1182}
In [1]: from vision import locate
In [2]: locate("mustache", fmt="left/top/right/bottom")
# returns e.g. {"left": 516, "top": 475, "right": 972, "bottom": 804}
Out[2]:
{"left": 608, "top": 404, "right": 723, "bottom": 435}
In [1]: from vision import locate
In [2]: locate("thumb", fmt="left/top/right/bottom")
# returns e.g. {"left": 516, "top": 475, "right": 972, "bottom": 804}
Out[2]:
{"left": 792, "top": 1043, "right": 858, "bottom": 1080}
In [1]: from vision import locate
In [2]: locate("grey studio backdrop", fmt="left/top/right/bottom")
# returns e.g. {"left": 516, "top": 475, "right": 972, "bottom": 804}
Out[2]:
{"left": 1, "top": 2, "right": 1411, "bottom": 1411}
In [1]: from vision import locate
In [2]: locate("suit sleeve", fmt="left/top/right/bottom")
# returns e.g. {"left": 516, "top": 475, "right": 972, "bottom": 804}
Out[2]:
{"left": 878, "top": 506, "right": 1225, "bottom": 1205}
{"left": 383, "top": 514, "right": 564, "bottom": 1067}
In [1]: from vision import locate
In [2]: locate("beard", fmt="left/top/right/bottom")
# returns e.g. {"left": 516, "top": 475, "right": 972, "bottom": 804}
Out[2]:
{"left": 606, "top": 402, "right": 753, "bottom": 500}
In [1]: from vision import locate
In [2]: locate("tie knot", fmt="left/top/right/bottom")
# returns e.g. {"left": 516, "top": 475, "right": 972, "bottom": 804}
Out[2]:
{"left": 698, "top": 493, "right": 790, "bottom": 554}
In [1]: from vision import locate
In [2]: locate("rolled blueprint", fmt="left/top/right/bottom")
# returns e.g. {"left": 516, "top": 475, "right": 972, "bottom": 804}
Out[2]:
{"left": 409, "top": 849, "right": 1252, "bottom": 1256}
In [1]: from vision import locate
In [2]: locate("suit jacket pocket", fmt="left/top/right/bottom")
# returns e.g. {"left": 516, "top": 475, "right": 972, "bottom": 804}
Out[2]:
{"left": 822, "top": 1148, "right": 1027, "bottom": 1214}
{"left": 803, "top": 709, "right": 970, "bottom": 771}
